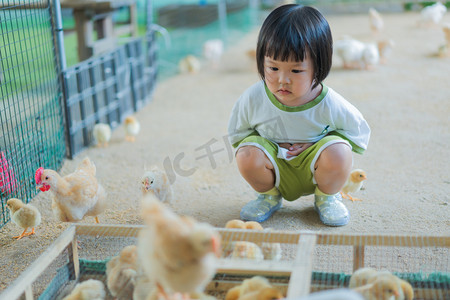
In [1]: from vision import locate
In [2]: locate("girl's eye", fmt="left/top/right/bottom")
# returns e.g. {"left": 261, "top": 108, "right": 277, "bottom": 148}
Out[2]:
{"left": 269, "top": 67, "right": 278, "bottom": 71}
{"left": 292, "top": 69, "right": 301, "bottom": 73}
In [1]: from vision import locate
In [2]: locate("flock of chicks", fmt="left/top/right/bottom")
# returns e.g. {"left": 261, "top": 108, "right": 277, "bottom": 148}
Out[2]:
{"left": 335, "top": 3, "right": 449, "bottom": 70}
{"left": 93, "top": 115, "right": 141, "bottom": 148}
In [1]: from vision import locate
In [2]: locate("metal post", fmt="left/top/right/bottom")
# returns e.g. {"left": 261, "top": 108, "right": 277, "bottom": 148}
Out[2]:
{"left": 218, "top": 0, "right": 228, "bottom": 44}
{"left": 52, "top": 0, "right": 67, "bottom": 71}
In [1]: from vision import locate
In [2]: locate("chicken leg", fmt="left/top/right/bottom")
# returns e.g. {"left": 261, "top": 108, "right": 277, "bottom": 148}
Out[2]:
{"left": 13, "top": 227, "right": 36, "bottom": 240}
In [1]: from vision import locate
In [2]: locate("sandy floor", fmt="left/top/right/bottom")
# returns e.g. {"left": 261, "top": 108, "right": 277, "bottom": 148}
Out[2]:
{"left": 0, "top": 10, "right": 449, "bottom": 296}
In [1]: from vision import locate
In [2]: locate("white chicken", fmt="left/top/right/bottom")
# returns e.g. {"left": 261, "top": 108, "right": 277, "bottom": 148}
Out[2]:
{"left": 420, "top": 2, "right": 447, "bottom": 27}
{"left": 92, "top": 123, "right": 111, "bottom": 147}
{"left": 141, "top": 166, "right": 172, "bottom": 203}
{"left": 137, "top": 194, "right": 221, "bottom": 299}
{"left": 179, "top": 55, "right": 202, "bottom": 74}
{"left": 124, "top": 116, "right": 140, "bottom": 142}
{"left": 203, "top": 39, "right": 224, "bottom": 69}
{"left": 369, "top": 8, "right": 384, "bottom": 34}
{"left": 335, "top": 37, "right": 380, "bottom": 70}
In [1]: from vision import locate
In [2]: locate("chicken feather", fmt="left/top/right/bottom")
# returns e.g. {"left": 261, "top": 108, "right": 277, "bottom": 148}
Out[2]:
{"left": 36, "top": 157, "right": 107, "bottom": 223}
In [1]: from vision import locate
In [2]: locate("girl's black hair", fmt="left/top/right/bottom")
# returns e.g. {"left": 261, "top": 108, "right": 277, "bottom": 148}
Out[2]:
{"left": 256, "top": 5, "right": 333, "bottom": 88}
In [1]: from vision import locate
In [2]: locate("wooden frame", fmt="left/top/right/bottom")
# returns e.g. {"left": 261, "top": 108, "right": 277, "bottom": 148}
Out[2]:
{"left": 1, "top": 224, "right": 449, "bottom": 300}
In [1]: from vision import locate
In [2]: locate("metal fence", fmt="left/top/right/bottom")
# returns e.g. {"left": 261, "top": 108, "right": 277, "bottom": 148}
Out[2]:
{"left": 0, "top": 0, "right": 66, "bottom": 228}
{"left": 0, "top": 0, "right": 158, "bottom": 229}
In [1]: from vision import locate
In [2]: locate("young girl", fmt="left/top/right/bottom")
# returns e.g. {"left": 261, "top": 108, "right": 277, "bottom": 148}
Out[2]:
{"left": 227, "top": 4, "right": 370, "bottom": 226}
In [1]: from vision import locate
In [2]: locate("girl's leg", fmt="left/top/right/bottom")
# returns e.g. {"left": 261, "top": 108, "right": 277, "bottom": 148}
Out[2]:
{"left": 313, "top": 143, "right": 353, "bottom": 226}
{"left": 235, "top": 145, "right": 282, "bottom": 222}
{"left": 235, "top": 146, "right": 275, "bottom": 192}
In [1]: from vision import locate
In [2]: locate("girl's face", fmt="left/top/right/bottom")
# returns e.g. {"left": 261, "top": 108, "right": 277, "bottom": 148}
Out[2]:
{"left": 264, "top": 55, "right": 320, "bottom": 107}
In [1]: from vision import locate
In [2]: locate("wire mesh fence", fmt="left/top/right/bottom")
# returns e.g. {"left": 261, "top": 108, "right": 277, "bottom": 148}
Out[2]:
{"left": 1, "top": 223, "right": 449, "bottom": 299}
{"left": 0, "top": 0, "right": 66, "bottom": 228}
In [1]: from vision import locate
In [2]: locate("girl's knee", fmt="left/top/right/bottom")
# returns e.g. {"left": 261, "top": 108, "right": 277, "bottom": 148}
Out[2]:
{"left": 316, "top": 143, "right": 352, "bottom": 171}
{"left": 236, "top": 146, "right": 272, "bottom": 173}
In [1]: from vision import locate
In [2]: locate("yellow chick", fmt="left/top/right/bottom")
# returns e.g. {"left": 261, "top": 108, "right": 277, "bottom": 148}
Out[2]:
{"left": 225, "top": 276, "right": 283, "bottom": 300}
{"left": 7, "top": 198, "right": 41, "bottom": 240}
{"left": 349, "top": 267, "right": 379, "bottom": 288}
{"left": 92, "top": 123, "right": 111, "bottom": 147}
{"left": 179, "top": 55, "right": 202, "bottom": 74}
{"left": 350, "top": 268, "right": 414, "bottom": 300}
{"left": 63, "top": 279, "right": 106, "bottom": 300}
{"left": 352, "top": 276, "right": 400, "bottom": 300}
{"left": 341, "top": 169, "right": 367, "bottom": 201}
{"left": 124, "top": 116, "right": 140, "bottom": 142}
{"left": 141, "top": 166, "right": 172, "bottom": 203}
{"left": 106, "top": 245, "right": 138, "bottom": 300}
{"left": 224, "top": 219, "right": 282, "bottom": 261}
{"left": 230, "top": 241, "right": 264, "bottom": 261}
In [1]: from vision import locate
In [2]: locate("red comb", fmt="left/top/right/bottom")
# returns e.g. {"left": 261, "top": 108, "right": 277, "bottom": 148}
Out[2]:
{"left": 35, "top": 167, "right": 43, "bottom": 184}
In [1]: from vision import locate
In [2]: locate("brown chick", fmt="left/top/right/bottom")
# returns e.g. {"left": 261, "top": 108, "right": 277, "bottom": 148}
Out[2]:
{"left": 141, "top": 166, "right": 172, "bottom": 203}
{"left": 6, "top": 198, "right": 41, "bottom": 240}
{"left": 341, "top": 169, "right": 367, "bottom": 201}
{"left": 352, "top": 276, "right": 400, "bottom": 300}
{"left": 367, "top": 271, "right": 414, "bottom": 300}
{"left": 63, "top": 279, "right": 106, "bottom": 300}
{"left": 106, "top": 245, "right": 138, "bottom": 300}
{"left": 124, "top": 116, "right": 140, "bottom": 142}
{"left": 35, "top": 157, "right": 107, "bottom": 223}
{"left": 137, "top": 193, "right": 221, "bottom": 299}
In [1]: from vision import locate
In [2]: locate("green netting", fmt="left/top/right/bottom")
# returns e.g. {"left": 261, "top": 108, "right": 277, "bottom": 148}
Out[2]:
{"left": 0, "top": 1, "right": 66, "bottom": 228}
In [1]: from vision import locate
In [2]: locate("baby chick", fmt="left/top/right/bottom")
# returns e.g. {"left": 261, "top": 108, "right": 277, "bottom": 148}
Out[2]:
{"left": 341, "top": 169, "right": 367, "bottom": 201}
{"left": 224, "top": 220, "right": 282, "bottom": 261}
{"left": 141, "top": 166, "right": 172, "bottom": 203}
{"left": 179, "top": 55, "right": 202, "bottom": 74}
{"left": 63, "top": 279, "right": 106, "bottom": 300}
{"left": 203, "top": 39, "right": 224, "bottom": 69}
{"left": 92, "top": 123, "right": 112, "bottom": 147}
{"left": 420, "top": 2, "right": 447, "bottom": 27}
{"left": 350, "top": 268, "right": 414, "bottom": 300}
{"left": 369, "top": 7, "right": 384, "bottom": 35}
{"left": 230, "top": 241, "right": 264, "bottom": 261}
{"left": 7, "top": 198, "right": 41, "bottom": 240}
{"left": 106, "top": 245, "right": 138, "bottom": 300}
{"left": 352, "top": 276, "right": 400, "bottom": 300}
{"left": 124, "top": 116, "right": 140, "bottom": 142}
{"left": 225, "top": 276, "right": 283, "bottom": 300}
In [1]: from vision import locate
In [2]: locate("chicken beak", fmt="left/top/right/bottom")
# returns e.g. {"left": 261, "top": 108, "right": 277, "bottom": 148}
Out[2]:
{"left": 36, "top": 184, "right": 43, "bottom": 190}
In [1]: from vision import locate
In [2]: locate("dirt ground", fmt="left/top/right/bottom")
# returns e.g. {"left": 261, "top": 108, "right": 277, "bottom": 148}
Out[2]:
{"left": 0, "top": 10, "right": 449, "bottom": 296}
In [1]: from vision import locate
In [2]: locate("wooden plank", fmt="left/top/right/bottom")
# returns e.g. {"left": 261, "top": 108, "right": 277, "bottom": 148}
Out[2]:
{"left": 315, "top": 233, "right": 450, "bottom": 247}
{"left": 216, "top": 259, "right": 296, "bottom": 276}
{"left": 353, "top": 245, "right": 365, "bottom": 272}
{"left": 75, "top": 223, "right": 144, "bottom": 237}
{"left": 287, "top": 234, "right": 317, "bottom": 298}
{"left": 1, "top": 225, "right": 76, "bottom": 300}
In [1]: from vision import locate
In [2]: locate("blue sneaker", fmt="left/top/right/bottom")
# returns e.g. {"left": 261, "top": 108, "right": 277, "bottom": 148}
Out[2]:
{"left": 240, "top": 194, "right": 282, "bottom": 222}
{"left": 314, "top": 193, "right": 349, "bottom": 226}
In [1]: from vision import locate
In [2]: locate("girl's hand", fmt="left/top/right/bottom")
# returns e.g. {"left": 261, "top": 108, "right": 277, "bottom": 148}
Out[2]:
{"left": 279, "top": 142, "right": 314, "bottom": 156}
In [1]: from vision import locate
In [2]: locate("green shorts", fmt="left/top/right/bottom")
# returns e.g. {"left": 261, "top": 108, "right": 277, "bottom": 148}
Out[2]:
{"left": 235, "top": 135, "right": 351, "bottom": 201}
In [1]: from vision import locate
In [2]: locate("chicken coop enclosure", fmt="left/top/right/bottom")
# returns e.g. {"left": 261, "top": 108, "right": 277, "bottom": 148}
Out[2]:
{"left": 1, "top": 224, "right": 449, "bottom": 299}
